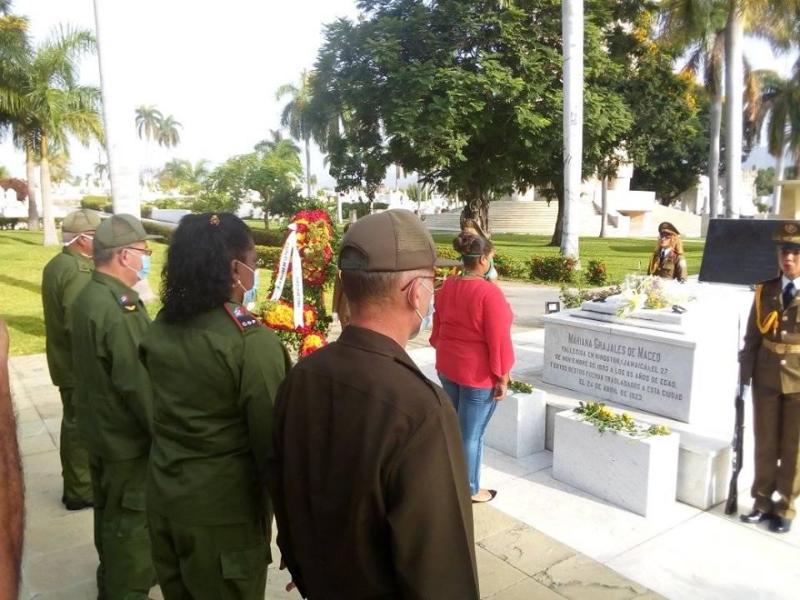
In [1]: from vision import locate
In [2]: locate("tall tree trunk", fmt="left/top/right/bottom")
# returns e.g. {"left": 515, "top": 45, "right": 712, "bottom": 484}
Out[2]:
{"left": 561, "top": 0, "right": 583, "bottom": 260}
{"left": 305, "top": 137, "right": 312, "bottom": 199}
{"left": 549, "top": 186, "right": 565, "bottom": 247}
{"left": 94, "top": 0, "right": 141, "bottom": 216}
{"left": 773, "top": 140, "right": 786, "bottom": 215}
{"left": 25, "top": 142, "right": 39, "bottom": 231}
{"left": 40, "top": 135, "right": 58, "bottom": 246}
{"left": 599, "top": 176, "right": 608, "bottom": 238}
{"left": 459, "top": 189, "right": 490, "bottom": 237}
{"left": 724, "top": 5, "right": 743, "bottom": 218}
{"left": 708, "top": 92, "right": 722, "bottom": 217}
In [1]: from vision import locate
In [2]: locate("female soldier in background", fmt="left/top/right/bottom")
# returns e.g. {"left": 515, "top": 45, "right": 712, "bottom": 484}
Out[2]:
{"left": 647, "top": 221, "right": 687, "bottom": 282}
{"left": 140, "top": 213, "right": 287, "bottom": 599}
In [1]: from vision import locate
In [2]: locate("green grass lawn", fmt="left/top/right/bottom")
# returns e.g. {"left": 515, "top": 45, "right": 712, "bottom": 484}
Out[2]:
{"left": 431, "top": 232, "right": 705, "bottom": 284}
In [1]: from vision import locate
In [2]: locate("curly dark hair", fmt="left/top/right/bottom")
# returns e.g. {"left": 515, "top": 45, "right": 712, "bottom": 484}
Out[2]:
{"left": 161, "top": 213, "right": 253, "bottom": 323}
{"left": 453, "top": 231, "right": 493, "bottom": 270}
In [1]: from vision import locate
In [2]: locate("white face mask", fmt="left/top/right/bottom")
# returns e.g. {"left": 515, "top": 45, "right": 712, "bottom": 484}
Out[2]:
{"left": 409, "top": 280, "right": 435, "bottom": 340}
{"left": 64, "top": 233, "right": 94, "bottom": 255}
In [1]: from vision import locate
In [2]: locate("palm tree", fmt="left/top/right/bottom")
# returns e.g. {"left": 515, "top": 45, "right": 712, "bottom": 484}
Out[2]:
{"left": 660, "top": 1, "right": 727, "bottom": 217}
{"left": 157, "top": 114, "right": 181, "bottom": 148}
{"left": 723, "top": 0, "right": 795, "bottom": 217}
{"left": 135, "top": 104, "right": 162, "bottom": 141}
{"left": 255, "top": 128, "right": 300, "bottom": 155}
{"left": 747, "top": 65, "right": 800, "bottom": 213}
{"left": 0, "top": 6, "right": 40, "bottom": 230}
{"left": 31, "top": 28, "right": 104, "bottom": 244}
{"left": 0, "top": 25, "right": 103, "bottom": 244}
{"left": 277, "top": 69, "right": 315, "bottom": 199}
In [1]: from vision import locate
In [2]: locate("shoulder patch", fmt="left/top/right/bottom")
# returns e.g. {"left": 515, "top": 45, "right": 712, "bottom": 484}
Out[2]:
{"left": 117, "top": 294, "right": 138, "bottom": 312}
{"left": 78, "top": 263, "right": 92, "bottom": 273}
{"left": 224, "top": 303, "right": 262, "bottom": 332}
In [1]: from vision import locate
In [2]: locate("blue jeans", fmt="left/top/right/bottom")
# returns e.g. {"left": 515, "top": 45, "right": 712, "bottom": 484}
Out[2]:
{"left": 438, "top": 373, "right": 497, "bottom": 495}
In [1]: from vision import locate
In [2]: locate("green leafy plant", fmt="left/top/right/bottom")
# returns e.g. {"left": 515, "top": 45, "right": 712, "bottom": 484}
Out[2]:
{"left": 531, "top": 255, "right": 577, "bottom": 283}
{"left": 494, "top": 252, "right": 529, "bottom": 279}
{"left": 584, "top": 259, "right": 608, "bottom": 286}
{"left": 574, "top": 401, "right": 670, "bottom": 437}
{"left": 508, "top": 380, "right": 533, "bottom": 394}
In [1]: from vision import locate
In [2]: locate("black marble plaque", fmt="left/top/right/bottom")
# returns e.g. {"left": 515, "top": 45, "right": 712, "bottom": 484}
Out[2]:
{"left": 699, "top": 218, "right": 785, "bottom": 285}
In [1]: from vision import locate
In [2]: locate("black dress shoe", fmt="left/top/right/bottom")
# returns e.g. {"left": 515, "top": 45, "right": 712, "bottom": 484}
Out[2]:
{"left": 769, "top": 516, "right": 792, "bottom": 533}
{"left": 740, "top": 509, "right": 772, "bottom": 524}
{"left": 63, "top": 498, "right": 93, "bottom": 511}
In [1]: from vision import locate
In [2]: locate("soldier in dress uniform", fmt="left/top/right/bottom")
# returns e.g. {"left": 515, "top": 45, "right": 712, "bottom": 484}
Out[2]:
{"left": 71, "top": 214, "right": 158, "bottom": 597}
{"left": 739, "top": 222, "right": 800, "bottom": 534}
{"left": 647, "top": 221, "right": 687, "bottom": 282}
{"left": 41, "top": 209, "right": 100, "bottom": 510}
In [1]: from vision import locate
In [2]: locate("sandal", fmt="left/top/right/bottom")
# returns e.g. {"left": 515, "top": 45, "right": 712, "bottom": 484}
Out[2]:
{"left": 471, "top": 489, "right": 498, "bottom": 503}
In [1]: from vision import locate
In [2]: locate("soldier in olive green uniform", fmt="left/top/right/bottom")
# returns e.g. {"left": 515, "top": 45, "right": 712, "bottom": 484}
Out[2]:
{"left": 71, "top": 214, "right": 159, "bottom": 597}
{"left": 647, "top": 221, "right": 687, "bottom": 282}
{"left": 41, "top": 209, "right": 101, "bottom": 510}
{"left": 140, "top": 213, "right": 286, "bottom": 599}
{"left": 739, "top": 222, "right": 800, "bottom": 534}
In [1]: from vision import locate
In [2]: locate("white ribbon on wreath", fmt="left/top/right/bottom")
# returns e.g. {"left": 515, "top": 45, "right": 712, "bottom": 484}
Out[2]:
{"left": 270, "top": 223, "right": 305, "bottom": 329}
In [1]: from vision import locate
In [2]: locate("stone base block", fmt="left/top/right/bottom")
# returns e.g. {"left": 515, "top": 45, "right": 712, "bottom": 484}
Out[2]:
{"left": 485, "top": 390, "right": 546, "bottom": 458}
{"left": 676, "top": 432, "right": 731, "bottom": 510}
{"left": 553, "top": 410, "right": 680, "bottom": 517}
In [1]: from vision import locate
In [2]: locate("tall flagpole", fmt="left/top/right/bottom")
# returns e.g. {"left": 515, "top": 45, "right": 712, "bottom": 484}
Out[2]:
{"left": 93, "top": 0, "right": 140, "bottom": 217}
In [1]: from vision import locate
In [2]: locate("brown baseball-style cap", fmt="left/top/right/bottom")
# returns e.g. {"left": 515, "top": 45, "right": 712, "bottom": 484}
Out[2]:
{"left": 339, "top": 209, "right": 458, "bottom": 271}
{"left": 773, "top": 222, "right": 800, "bottom": 249}
{"left": 94, "top": 213, "right": 160, "bottom": 252}
{"left": 62, "top": 209, "right": 102, "bottom": 233}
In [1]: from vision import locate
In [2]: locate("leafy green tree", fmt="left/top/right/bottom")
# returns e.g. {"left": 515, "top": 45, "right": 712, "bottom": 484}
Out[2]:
{"left": 157, "top": 158, "right": 209, "bottom": 195}
{"left": 755, "top": 167, "right": 776, "bottom": 197}
{"left": 308, "top": 0, "right": 698, "bottom": 244}
{"left": 198, "top": 140, "right": 302, "bottom": 225}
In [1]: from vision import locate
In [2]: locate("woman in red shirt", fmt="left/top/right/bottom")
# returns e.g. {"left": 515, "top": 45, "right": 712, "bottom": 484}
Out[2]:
{"left": 430, "top": 232, "right": 514, "bottom": 503}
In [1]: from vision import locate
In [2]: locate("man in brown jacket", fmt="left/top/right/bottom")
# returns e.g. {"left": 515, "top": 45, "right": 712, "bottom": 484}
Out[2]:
{"left": 271, "top": 209, "right": 479, "bottom": 599}
{"left": 739, "top": 222, "right": 800, "bottom": 533}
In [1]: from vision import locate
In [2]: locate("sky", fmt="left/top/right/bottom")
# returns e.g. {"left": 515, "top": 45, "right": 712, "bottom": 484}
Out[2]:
{"left": 0, "top": 1, "right": 797, "bottom": 183}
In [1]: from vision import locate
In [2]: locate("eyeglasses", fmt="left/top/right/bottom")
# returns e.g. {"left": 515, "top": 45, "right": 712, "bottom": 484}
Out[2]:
{"left": 400, "top": 275, "right": 435, "bottom": 292}
{"left": 659, "top": 233, "right": 674, "bottom": 239}
{"left": 124, "top": 246, "right": 153, "bottom": 256}
{"left": 780, "top": 248, "right": 800, "bottom": 256}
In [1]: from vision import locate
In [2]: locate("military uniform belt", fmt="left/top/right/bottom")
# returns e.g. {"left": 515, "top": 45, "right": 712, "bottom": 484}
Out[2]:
{"left": 762, "top": 339, "right": 800, "bottom": 354}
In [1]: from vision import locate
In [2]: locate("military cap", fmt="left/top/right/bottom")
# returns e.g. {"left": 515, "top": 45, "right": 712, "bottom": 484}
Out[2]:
{"left": 62, "top": 209, "right": 102, "bottom": 233}
{"left": 658, "top": 222, "right": 680, "bottom": 236}
{"left": 339, "top": 209, "right": 458, "bottom": 271}
{"left": 94, "top": 213, "right": 160, "bottom": 252}
{"left": 773, "top": 222, "right": 800, "bottom": 249}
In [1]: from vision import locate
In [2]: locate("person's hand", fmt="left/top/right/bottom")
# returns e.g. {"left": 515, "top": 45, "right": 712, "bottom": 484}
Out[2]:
{"left": 0, "top": 319, "right": 8, "bottom": 359}
{"left": 279, "top": 558, "right": 297, "bottom": 592}
{"left": 493, "top": 380, "right": 507, "bottom": 400}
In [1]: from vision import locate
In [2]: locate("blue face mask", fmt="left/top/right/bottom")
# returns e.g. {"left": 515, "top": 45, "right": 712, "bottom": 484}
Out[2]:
{"left": 484, "top": 257, "right": 496, "bottom": 281}
{"left": 138, "top": 255, "right": 151, "bottom": 281}
{"left": 236, "top": 261, "right": 259, "bottom": 308}
{"left": 410, "top": 281, "right": 435, "bottom": 339}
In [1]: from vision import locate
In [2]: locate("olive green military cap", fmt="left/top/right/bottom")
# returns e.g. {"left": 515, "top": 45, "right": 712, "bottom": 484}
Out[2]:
{"left": 774, "top": 222, "right": 800, "bottom": 249}
{"left": 658, "top": 221, "right": 680, "bottom": 236}
{"left": 62, "top": 209, "right": 102, "bottom": 233}
{"left": 339, "top": 209, "right": 458, "bottom": 271}
{"left": 94, "top": 213, "right": 160, "bottom": 252}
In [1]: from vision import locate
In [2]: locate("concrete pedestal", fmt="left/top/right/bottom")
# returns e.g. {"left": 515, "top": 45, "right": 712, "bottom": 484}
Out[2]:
{"left": 485, "top": 390, "right": 546, "bottom": 458}
{"left": 553, "top": 410, "right": 680, "bottom": 517}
